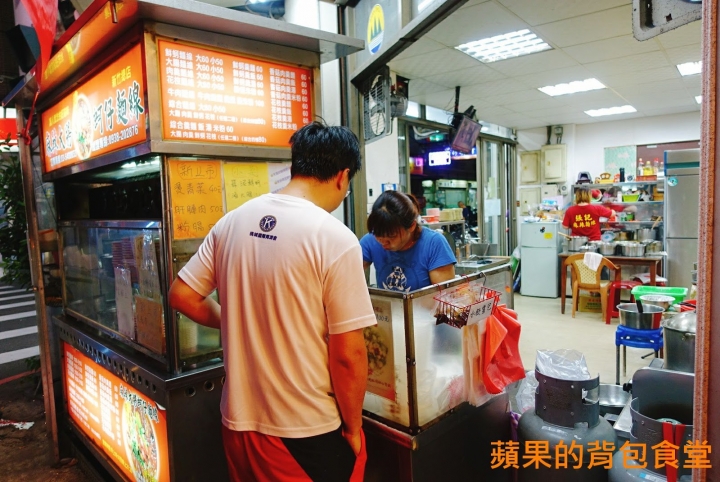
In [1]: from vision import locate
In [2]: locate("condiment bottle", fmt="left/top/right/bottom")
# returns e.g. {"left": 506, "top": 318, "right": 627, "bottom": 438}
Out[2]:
{"left": 638, "top": 158, "right": 644, "bottom": 177}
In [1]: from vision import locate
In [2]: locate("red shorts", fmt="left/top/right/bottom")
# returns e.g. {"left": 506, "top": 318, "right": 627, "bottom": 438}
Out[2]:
{"left": 222, "top": 425, "right": 367, "bottom": 482}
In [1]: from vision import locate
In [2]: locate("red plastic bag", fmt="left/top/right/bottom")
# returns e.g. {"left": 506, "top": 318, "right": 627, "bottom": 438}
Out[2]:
{"left": 482, "top": 305, "right": 525, "bottom": 394}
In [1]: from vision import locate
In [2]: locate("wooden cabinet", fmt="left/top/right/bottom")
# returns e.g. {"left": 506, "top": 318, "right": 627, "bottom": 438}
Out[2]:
{"left": 520, "top": 151, "right": 540, "bottom": 185}
{"left": 541, "top": 144, "right": 567, "bottom": 183}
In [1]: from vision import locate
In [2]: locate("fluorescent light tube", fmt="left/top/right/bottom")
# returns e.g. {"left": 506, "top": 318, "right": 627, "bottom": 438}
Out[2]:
{"left": 456, "top": 29, "right": 551, "bottom": 63}
{"left": 677, "top": 61, "right": 702, "bottom": 76}
{"left": 584, "top": 105, "right": 637, "bottom": 117}
{"left": 538, "top": 78, "right": 606, "bottom": 97}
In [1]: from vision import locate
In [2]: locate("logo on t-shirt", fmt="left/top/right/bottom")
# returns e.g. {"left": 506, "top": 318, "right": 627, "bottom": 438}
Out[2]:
{"left": 383, "top": 266, "right": 411, "bottom": 292}
{"left": 259, "top": 215, "right": 277, "bottom": 232}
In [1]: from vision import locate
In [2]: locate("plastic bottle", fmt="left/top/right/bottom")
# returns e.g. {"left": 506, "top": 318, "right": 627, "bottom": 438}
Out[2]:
{"left": 653, "top": 158, "right": 660, "bottom": 175}
{"left": 638, "top": 158, "right": 644, "bottom": 177}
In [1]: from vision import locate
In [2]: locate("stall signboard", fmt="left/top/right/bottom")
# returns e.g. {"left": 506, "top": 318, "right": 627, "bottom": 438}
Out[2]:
{"left": 168, "top": 159, "right": 224, "bottom": 239}
{"left": 158, "top": 39, "right": 313, "bottom": 148}
{"left": 365, "top": 299, "right": 396, "bottom": 402}
{"left": 42, "top": 1, "right": 139, "bottom": 91}
{"left": 41, "top": 44, "right": 147, "bottom": 173}
{"left": 63, "top": 342, "right": 170, "bottom": 482}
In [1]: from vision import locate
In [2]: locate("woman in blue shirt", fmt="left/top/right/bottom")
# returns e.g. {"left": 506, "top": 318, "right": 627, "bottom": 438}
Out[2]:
{"left": 360, "top": 191, "right": 456, "bottom": 292}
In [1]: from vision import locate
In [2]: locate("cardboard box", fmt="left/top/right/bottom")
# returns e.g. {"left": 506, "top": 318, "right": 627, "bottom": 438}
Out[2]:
{"left": 578, "top": 294, "right": 603, "bottom": 313}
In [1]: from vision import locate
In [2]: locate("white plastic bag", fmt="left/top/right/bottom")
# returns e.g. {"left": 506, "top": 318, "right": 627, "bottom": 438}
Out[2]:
{"left": 535, "top": 349, "right": 591, "bottom": 380}
{"left": 514, "top": 370, "right": 538, "bottom": 413}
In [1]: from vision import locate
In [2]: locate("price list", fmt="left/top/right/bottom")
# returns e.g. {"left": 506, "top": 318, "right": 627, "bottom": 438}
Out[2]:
{"left": 168, "top": 160, "right": 224, "bottom": 239}
{"left": 224, "top": 162, "right": 269, "bottom": 211}
{"left": 62, "top": 342, "right": 170, "bottom": 482}
{"left": 158, "top": 39, "right": 313, "bottom": 148}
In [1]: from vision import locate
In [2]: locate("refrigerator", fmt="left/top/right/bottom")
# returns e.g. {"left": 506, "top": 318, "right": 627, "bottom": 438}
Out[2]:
{"left": 664, "top": 149, "right": 700, "bottom": 289}
{"left": 520, "top": 221, "right": 562, "bottom": 298}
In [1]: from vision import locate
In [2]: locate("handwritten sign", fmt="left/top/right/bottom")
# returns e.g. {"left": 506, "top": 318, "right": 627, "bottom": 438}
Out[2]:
{"left": 158, "top": 39, "right": 313, "bottom": 148}
{"left": 365, "top": 299, "right": 396, "bottom": 402}
{"left": 168, "top": 160, "right": 223, "bottom": 239}
{"left": 467, "top": 297, "right": 495, "bottom": 326}
{"left": 63, "top": 342, "right": 170, "bottom": 482}
{"left": 135, "top": 296, "right": 165, "bottom": 355}
{"left": 114, "top": 267, "right": 134, "bottom": 340}
{"left": 223, "top": 162, "right": 269, "bottom": 211}
{"left": 268, "top": 162, "right": 292, "bottom": 193}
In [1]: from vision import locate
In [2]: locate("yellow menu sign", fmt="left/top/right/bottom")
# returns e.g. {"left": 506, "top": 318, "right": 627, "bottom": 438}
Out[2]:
{"left": 223, "top": 162, "right": 270, "bottom": 211}
{"left": 168, "top": 160, "right": 224, "bottom": 239}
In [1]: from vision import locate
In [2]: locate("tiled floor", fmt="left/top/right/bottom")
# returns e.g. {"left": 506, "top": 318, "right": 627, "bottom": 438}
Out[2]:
{"left": 513, "top": 294, "right": 656, "bottom": 385}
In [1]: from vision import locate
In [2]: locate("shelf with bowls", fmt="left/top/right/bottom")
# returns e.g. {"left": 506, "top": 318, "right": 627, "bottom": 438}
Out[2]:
{"left": 573, "top": 181, "right": 663, "bottom": 188}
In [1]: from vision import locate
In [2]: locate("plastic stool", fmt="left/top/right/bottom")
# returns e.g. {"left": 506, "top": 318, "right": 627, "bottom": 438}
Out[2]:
{"left": 606, "top": 280, "right": 643, "bottom": 324}
{"left": 615, "top": 326, "right": 663, "bottom": 385}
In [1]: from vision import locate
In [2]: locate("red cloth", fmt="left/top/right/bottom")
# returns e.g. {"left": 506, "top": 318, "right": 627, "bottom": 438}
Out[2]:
{"left": 19, "top": 0, "right": 58, "bottom": 86}
{"left": 222, "top": 427, "right": 367, "bottom": 482}
{"left": 562, "top": 204, "right": 613, "bottom": 241}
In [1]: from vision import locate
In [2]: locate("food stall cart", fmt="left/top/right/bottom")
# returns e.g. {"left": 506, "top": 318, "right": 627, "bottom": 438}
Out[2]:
{"left": 5, "top": 0, "right": 363, "bottom": 479}
{"left": 362, "top": 260, "right": 514, "bottom": 482}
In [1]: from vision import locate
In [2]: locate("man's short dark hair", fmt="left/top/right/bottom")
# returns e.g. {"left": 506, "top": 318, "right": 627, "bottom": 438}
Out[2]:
{"left": 289, "top": 121, "right": 361, "bottom": 181}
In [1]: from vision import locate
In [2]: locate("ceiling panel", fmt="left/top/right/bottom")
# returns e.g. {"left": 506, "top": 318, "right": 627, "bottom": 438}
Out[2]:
{"left": 655, "top": 21, "right": 702, "bottom": 50}
{"left": 583, "top": 51, "right": 671, "bottom": 76}
{"left": 630, "top": 92, "right": 697, "bottom": 110}
{"left": 392, "top": 38, "right": 447, "bottom": 62}
{"left": 598, "top": 67, "right": 680, "bottom": 87}
{"left": 534, "top": 5, "right": 632, "bottom": 48}
{"left": 411, "top": 88, "right": 459, "bottom": 110}
{"left": 504, "top": 96, "right": 571, "bottom": 113}
{"left": 485, "top": 49, "right": 579, "bottom": 77}
{"left": 480, "top": 88, "right": 549, "bottom": 106}
{"left": 682, "top": 75, "right": 701, "bottom": 92}
{"left": 407, "top": 79, "right": 449, "bottom": 97}
{"left": 422, "top": 63, "right": 508, "bottom": 88}
{"left": 389, "top": 48, "right": 481, "bottom": 77}
{"left": 520, "top": 103, "right": 587, "bottom": 117}
{"left": 560, "top": 89, "right": 629, "bottom": 109}
{"left": 425, "top": 1, "right": 528, "bottom": 47}
{"left": 498, "top": 0, "right": 630, "bottom": 26}
{"left": 643, "top": 105, "right": 700, "bottom": 117}
{"left": 611, "top": 78, "right": 687, "bottom": 97}
{"left": 664, "top": 45, "right": 702, "bottom": 66}
{"left": 563, "top": 34, "right": 661, "bottom": 64}
{"left": 461, "top": 78, "right": 530, "bottom": 99}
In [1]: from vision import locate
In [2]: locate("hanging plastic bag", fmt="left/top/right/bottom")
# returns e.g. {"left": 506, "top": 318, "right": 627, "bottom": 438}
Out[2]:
{"left": 482, "top": 304, "right": 525, "bottom": 394}
{"left": 462, "top": 323, "right": 493, "bottom": 407}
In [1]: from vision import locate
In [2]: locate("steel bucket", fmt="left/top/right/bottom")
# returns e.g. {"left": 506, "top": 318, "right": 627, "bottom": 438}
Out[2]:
{"left": 618, "top": 303, "right": 664, "bottom": 329}
{"left": 662, "top": 312, "right": 696, "bottom": 373}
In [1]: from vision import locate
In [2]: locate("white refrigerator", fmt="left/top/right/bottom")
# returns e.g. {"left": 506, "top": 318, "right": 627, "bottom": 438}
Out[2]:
{"left": 520, "top": 221, "right": 562, "bottom": 298}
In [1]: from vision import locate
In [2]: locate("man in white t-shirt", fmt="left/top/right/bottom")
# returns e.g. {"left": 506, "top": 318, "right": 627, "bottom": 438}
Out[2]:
{"left": 169, "top": 122, "right": 376, "bottom": 481}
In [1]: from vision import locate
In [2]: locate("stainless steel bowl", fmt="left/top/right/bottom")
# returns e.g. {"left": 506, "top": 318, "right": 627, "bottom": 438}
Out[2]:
{"left": 598, "top": 242, "right": 617, "bottom": 256}
{"left": 566, "top": 236, "right": 589, "bottom": 251}
{"left": 639, "top": 294, "right": 675, "bottom": 311}
{"left": 621, "top": 242, "right": 645, "bottom": 257}
{"left": 595, "top": 384, "right": 630, "bottom": 416}
{"left": 618, "top": 303, "right": 664, "bottom": 329}
{"left": 579, "top": 244, "right": 598, "bottom": 253}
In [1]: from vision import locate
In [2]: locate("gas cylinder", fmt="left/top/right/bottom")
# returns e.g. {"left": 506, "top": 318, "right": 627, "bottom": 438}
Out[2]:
{"left": 518, "top": 370, "right": 617, "bottom": 482}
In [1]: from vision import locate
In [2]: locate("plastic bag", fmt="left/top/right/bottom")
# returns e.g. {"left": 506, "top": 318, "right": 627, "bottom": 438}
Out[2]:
{"left": 515, "top": 370, "right": 538, "bottom": 414}
{"left": 535, "top": 349, "right": 591, "bottom": 380}
{"left": 482, "top": 305, "right": 525, "bottom": 394}
{"left": 462, "top": 323, "right": 493, "bottom": 407}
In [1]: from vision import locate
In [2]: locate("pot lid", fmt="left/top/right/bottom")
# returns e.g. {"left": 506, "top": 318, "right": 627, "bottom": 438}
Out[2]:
{"left": 662, "top": 312, "right": 697, "bottom": 333}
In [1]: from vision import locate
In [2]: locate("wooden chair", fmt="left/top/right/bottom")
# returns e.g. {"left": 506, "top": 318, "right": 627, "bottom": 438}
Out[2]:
{"left": 565, "top": 253, "right": 621, "bottom": 320}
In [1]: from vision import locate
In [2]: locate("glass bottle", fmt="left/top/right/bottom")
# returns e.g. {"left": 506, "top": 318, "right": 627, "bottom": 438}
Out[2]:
{"left": 653, "top": 157, "right": 660, "bottom": 175}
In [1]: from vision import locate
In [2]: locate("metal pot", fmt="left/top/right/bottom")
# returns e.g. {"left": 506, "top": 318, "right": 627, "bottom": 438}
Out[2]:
{"left": 639, "top": 294, "right": 674, "bottom": 311}
{"left": 566, "top": 236, "right": 589, "bottom": 251}
{"left": 635, "top": 228, "right": 658, "bottom": 241}
{"left": 618, "top": 303, "right": 664, "bottom": 329}
{"left": 642, "top": 240, "right": 662, "bottom": 254}
{"left": 579, "top": 244, "right": 598, "bottom": 253}
{"left": 593, "top": 384, "right": 630, "bottom": 416}
{"left": 662, "top": 312, "right": 696, "bottom": 373}
{"left": 598, "top": 242, "right": 617, "bottom": 256}
{"left": 621, "top": 242, "right": 645, "bottom": 257}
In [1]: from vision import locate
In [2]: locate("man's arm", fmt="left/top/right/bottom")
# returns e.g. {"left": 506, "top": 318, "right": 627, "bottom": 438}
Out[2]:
{"left": 328, "top": 328, "right": 368, "bottom": 455}
{"left": 168, "top": 277, "right": 221, "bottom": 329}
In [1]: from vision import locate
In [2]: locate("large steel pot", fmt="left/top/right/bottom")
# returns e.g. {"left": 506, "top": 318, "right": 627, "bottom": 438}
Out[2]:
{"left": 621, "top": 242, "right": 645, "bottom": 257}
{"left": 618, "top": 303, "right": 664, "bottom": 329}
{"left": 635, "top": 228, "right": 658, "bottom": 241}
{"left": 642, "top": 240, "right": 662, "bottom": 254}
{"left": 566, "top": 236, "right": 589, "bottom": 251}
{"left": 579, "top": 244, "right": 598, "bottom": 253}
{"left": 598, "top": 242, "right": 617, "bottom": 256}
{"left": 639, "top": 294, "right": 674, "bottom": 311}
{"left": 662, "top": 312, "right": 696, "bottom": 373}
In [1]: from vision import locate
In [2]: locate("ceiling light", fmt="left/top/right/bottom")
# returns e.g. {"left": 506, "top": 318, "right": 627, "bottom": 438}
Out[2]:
{"left": 538, "top": 78, "right": 606, "bottom": 97}
{"left": 677, "top": 61, "right": 702, "bottom": 76}
{"left": 695, "top": 95, "right": 702, "bottom": 104}
{"left": 456, "top": 29, "right": 552, "bottom": 64}
{"left": 584, "top": 105, "right": 637, "bottom": 117}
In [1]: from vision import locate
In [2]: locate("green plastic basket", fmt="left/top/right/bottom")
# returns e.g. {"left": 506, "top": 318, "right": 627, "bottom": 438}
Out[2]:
{"left": 630, "top": 286, "right": 688, "bottom": 305}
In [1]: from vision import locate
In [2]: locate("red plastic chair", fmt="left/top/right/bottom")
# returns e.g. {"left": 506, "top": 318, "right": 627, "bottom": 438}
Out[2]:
{"left": 606, "top": 280, "right": 643, "bottom": 324}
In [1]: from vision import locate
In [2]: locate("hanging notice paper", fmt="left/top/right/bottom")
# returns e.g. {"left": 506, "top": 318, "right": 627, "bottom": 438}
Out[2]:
{"left": 365, "top": 299, "right": 396, "bottom": 402}
{"left": 268, "top": 162, "right": 291, "bottom": 193}
{"left": 168, "top": 160, "right": 224, "bottom": 239}
{"left": 224, "top": 162, "right": 269, "bottom": 211}
{"left": 114, "top": 266, "right": 134, "bottom": 339}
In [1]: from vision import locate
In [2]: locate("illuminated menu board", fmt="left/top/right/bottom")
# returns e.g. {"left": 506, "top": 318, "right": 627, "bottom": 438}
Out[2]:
{"left": 63, "top": 342, "right": 169, "bottom": 482}
{"left": 158, "top": 39, "right": 314, "bottom": 148}
{"left": 41, "top": 44, "right": 147, "bottom": 173}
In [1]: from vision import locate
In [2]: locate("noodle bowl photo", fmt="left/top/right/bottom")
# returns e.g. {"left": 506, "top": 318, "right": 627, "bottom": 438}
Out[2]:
{"left": 72, "top": 93, "right": 93, "bottom": 160}
{"left": 122, "top": 400, "right": 160, "bottom": 482}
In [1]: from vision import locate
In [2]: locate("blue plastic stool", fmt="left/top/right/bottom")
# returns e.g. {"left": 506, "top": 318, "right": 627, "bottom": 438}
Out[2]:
{"left": 615, "top": 325, "right": 663, "bottom": 385}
